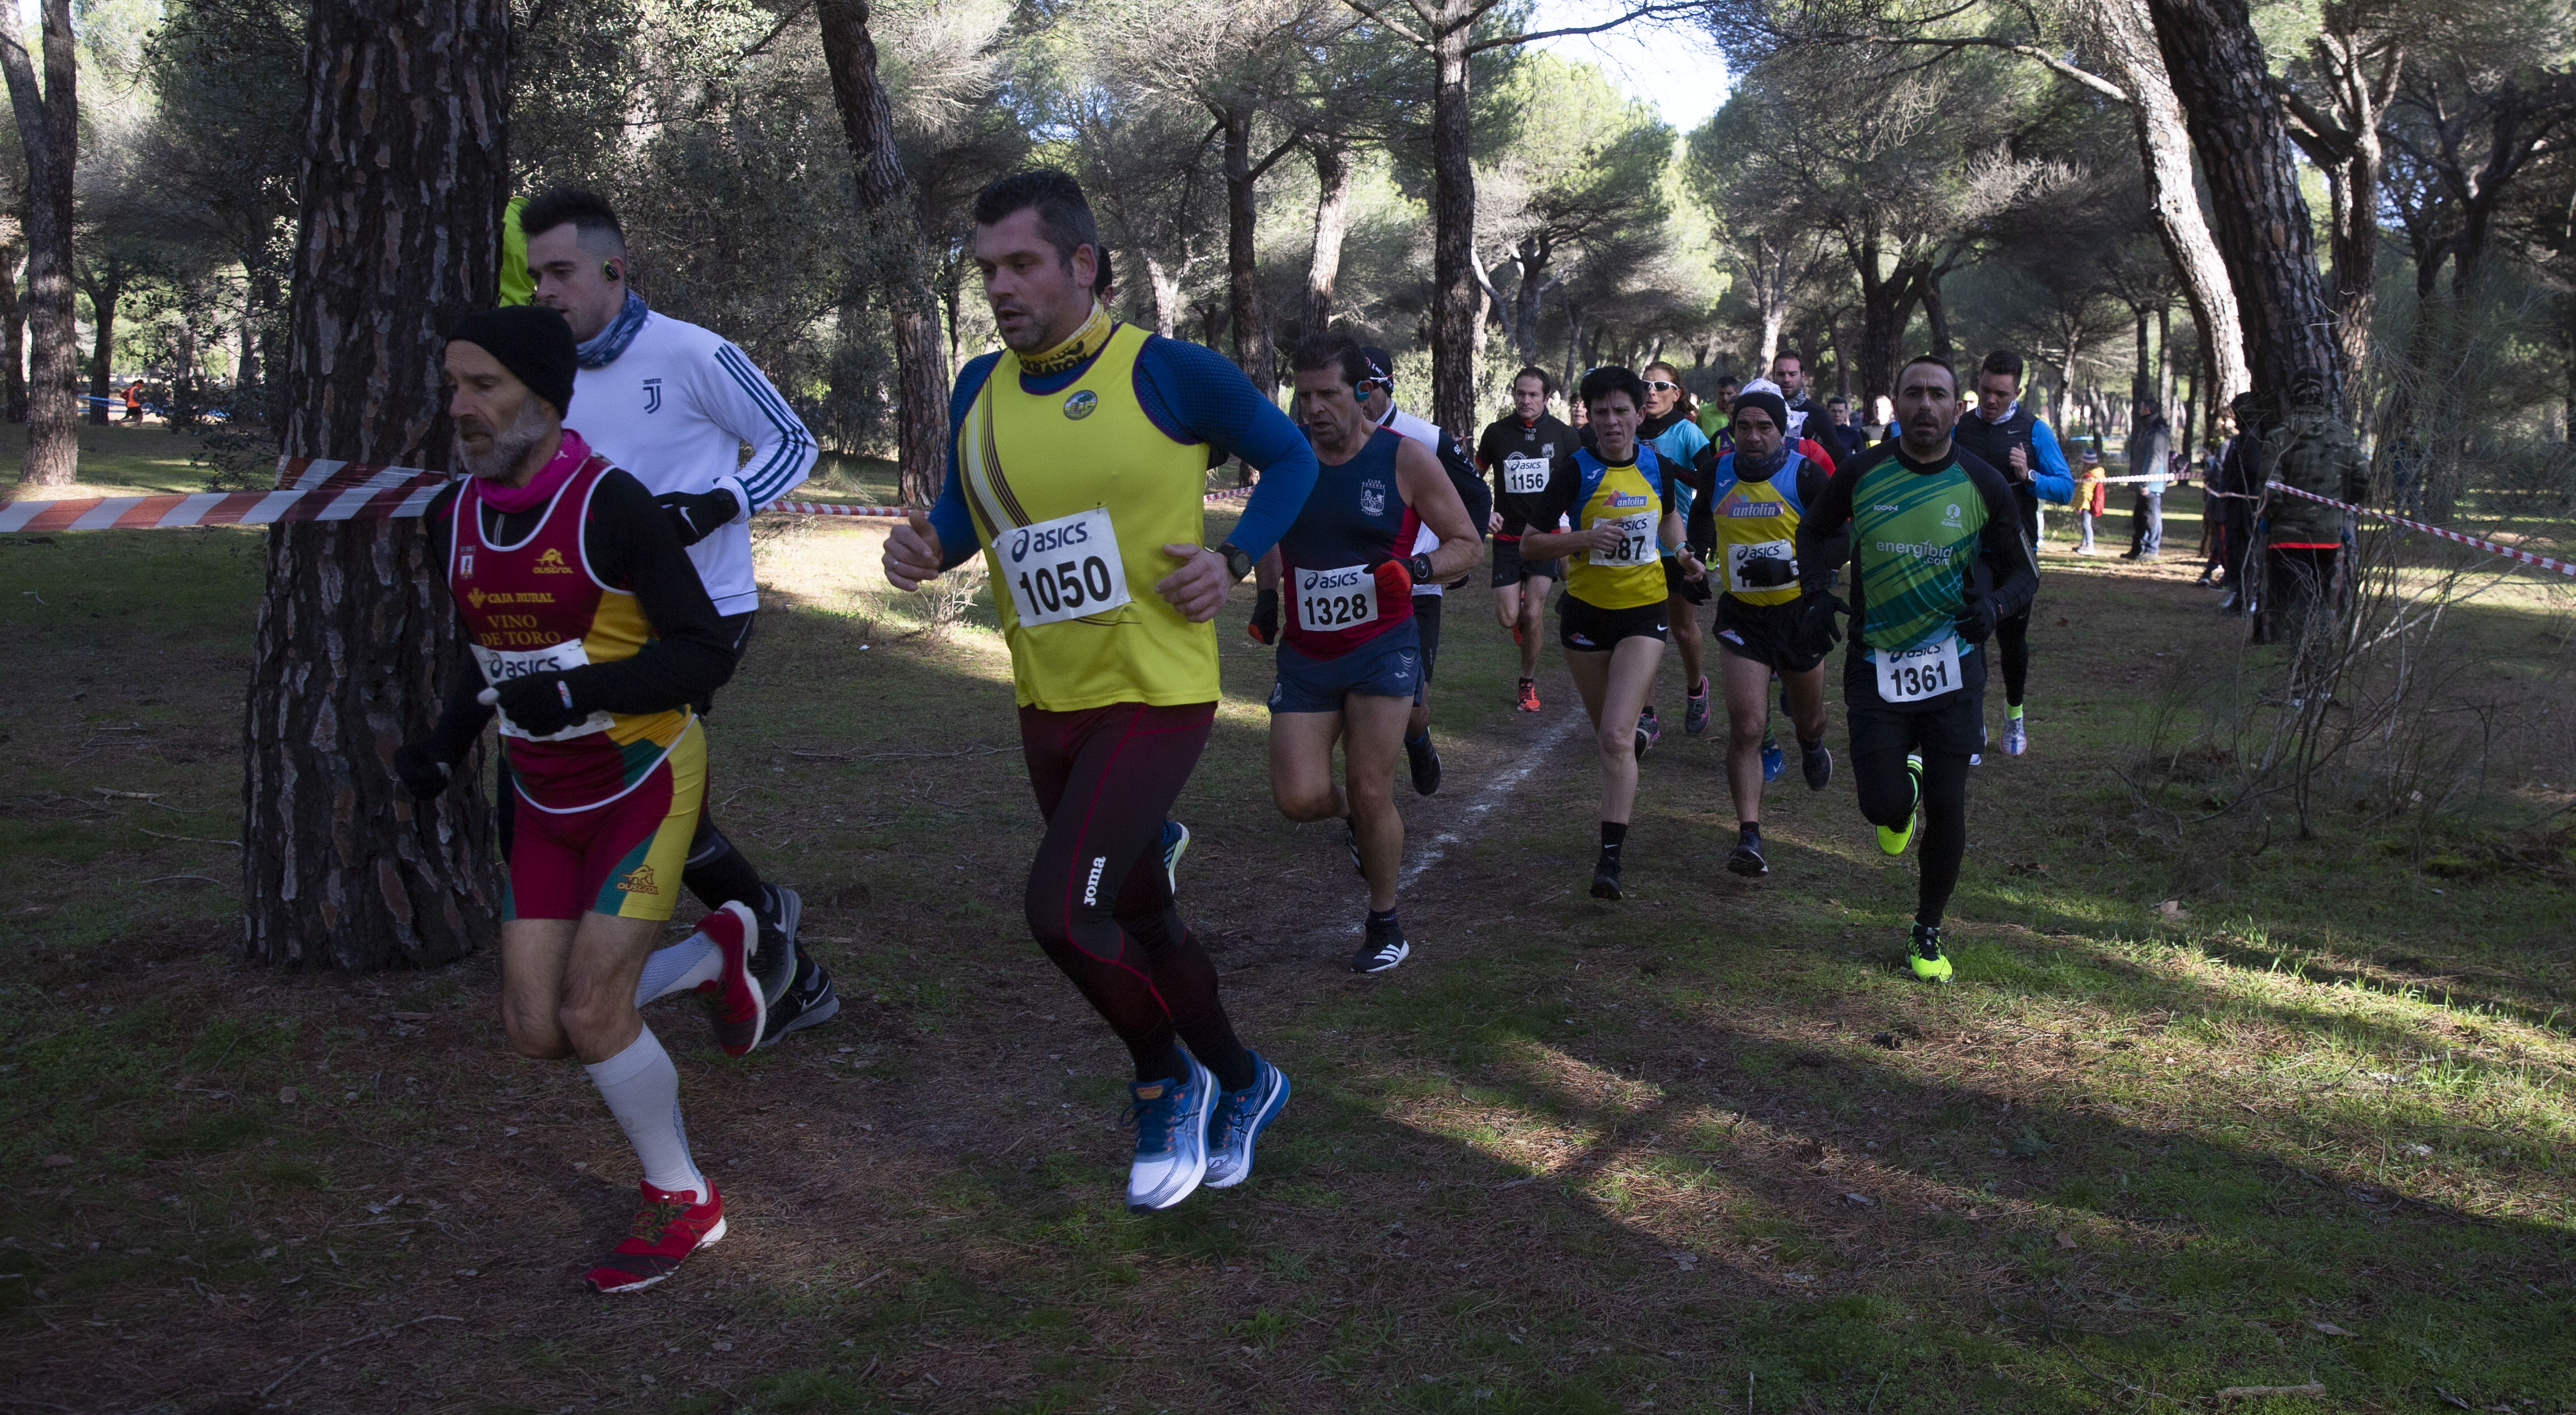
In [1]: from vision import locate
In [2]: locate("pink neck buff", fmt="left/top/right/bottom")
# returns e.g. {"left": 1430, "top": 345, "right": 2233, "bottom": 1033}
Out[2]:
{"left": 472, "top": 428, "right": 590, "bottom": 514}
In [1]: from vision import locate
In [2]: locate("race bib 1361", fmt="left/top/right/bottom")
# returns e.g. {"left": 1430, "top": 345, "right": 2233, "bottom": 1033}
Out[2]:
{"left": 999, "top": 506, "right": 1130, "bottom": 628}
{"left": 1874, "top": 637, "right": 1962, "bottom": 704}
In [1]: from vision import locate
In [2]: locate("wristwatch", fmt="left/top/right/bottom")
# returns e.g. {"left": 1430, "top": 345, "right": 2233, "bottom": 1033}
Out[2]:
{"left": 1409, "top": 553, "right": 1436, "bottom": 583}
{"left": 1217, "top": 541, "right": 1254, "bottom": 581}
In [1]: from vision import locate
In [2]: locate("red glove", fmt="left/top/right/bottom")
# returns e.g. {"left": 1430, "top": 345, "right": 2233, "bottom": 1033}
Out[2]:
{"left": 1372, "top": 558, "right": 1415, "bottom": 604}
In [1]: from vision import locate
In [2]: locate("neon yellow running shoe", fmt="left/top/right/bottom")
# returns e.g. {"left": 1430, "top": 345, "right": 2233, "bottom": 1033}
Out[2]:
{"left": 1909, "top": 923, "right": 1953, "bottom": 984}
{"left": 1876, "top": 753, "right": 1923, "bottom": 856}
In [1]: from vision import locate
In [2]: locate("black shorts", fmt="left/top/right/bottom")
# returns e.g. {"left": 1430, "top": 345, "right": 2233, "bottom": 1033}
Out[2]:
{"left": 1663, "top": 557, "right": 1713, "bottom": 605}
{"left": 1715, "top": 597, "right": 1826, "bottom": 673}
{"left": 1560, "top": 594, "right": 1667, "bottom": 651}
{"left": 1846, "top": 682, "right": 1986, "bottom": 759}
{"left": 1491, "top": 537, "right": 1565, "bottom": 587}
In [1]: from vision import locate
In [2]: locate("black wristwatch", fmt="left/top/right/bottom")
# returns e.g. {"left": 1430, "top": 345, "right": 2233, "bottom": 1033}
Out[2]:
{"left": 1409, "top": 553, "right": 1436, "bottom": 583}
{"left": 1217, "top": 541, "right": 1254, "bottom": 581}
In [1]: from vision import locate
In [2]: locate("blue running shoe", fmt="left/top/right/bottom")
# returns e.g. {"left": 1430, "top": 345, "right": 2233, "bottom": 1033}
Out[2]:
{"left": 1160, "top": 819, "right": 1190, "bottom": 895}
{"left": 1202, "top": 1053, "right": 1291, "bottom": 1189}
{"left": 1761, "top": 733, "right": 1785, "bottom": 784}
{"left": 1124, "top": 1056, "right": 1216, "bottom": 1212}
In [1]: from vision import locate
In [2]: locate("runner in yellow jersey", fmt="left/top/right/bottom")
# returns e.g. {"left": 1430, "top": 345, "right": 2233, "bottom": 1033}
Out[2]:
{"left": 881, "top": 171, "right": 1318, "bottom": 1213}
{"left": 1516, "top": 366, "right": 1694, "bottom": 901}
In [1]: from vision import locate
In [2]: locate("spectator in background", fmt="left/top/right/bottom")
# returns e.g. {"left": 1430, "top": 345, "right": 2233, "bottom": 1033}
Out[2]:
{"left": 122, "top": 381, "right": 144, "bottom": 423}
{"left": 2076, "top": 447, "right": 2106, "bottom": 553}
{"left": 2122, "top": 396, "right": 2171, "bottom": 560}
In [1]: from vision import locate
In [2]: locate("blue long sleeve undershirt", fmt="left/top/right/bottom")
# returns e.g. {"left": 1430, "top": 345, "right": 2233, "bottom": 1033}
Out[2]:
{"left": 927, "top": 332, "right": 1317, "bottom": 570}
{"left": 2029, "top": 421, "right": 2075, "bottom": 506}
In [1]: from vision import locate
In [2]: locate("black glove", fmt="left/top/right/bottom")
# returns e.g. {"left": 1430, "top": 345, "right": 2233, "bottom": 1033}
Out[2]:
{"left": 1739, "top": 553, "right": 1796, "bottom": 589}
{"left": 1954, "top": 587, "right": 1999, "bottom": 643}
{"left": 1796, "top": 591, "right": 1847, "bottom": 656}
{"left": 393, "top": 739, "right": 459, "bottom": 801}
{"left": 1247, "top": 587, "right": 1280, "bottom": 645}
{"left": 657, "top": 487, "right": 741, "bottom": 546}
{"left": 489, "top": 672, "right": 590, "bottom": 738}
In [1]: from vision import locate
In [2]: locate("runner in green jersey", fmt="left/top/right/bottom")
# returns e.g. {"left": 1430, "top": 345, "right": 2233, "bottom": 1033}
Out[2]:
{"left": 1794, "top": 355, "right": 2036, "bottom": 982}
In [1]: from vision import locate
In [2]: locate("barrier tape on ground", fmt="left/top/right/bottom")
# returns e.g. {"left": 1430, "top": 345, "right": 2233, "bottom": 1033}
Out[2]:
{"left": 0, "top": 457, "right": 1262, "bottom": 533}
{"left": 2268, "top": 481, "right": 2575, "bottom": 579}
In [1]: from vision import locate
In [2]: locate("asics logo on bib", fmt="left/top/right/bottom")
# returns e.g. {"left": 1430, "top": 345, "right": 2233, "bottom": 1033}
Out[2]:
{"left": 1873, "top": 539, "right": 1957, "bottom": 566}
{"left": 1083, "top": 855, "right": 1108, "bottom": 906}
{"left": 1011, "top": 520, "right": 1096, "bottom": 559}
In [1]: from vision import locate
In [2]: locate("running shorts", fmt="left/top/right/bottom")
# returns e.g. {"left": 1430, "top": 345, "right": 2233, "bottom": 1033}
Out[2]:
{"left": 1847, "top": 685, "right": 1985, "bottom": 760}
{"left": 1559, "top": 593, "right": 1667, "bottom": 651}
{"left": 1268, "top": 619, "right": 1424, "bottom": 713}
{"left": 1715, "top": 597, "right": 1827, "bottom": 673}
{"left": 1491, "top": 537, "right": 1565, "bottom": 587}
{"left": 1664, "top": 556, "right": 1713, "bottom": 606}
{"left": 503, "top": 719, "right": 705, "bottom": 923}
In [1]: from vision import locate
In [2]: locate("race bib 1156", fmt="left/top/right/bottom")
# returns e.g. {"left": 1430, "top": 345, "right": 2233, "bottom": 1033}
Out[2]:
{"left": 1296, "top": 563, "right": 1378, "bottom": 632}
{"left": 1502, "top": 455, "right": 1550, "bottom": 496}
{"left": 999, "top": 506, "right": 1130, "bottom": 628}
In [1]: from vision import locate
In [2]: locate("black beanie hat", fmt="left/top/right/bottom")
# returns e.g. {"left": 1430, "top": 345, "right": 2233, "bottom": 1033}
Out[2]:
{"left": 1732, "top": 389, "right": 1790, "bottom": 434}
{"left": 445, "top": 305, "right": 577, "bottom": 415}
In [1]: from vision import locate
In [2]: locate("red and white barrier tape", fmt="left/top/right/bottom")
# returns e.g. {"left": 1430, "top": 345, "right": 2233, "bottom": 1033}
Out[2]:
{"left": 0, "top": 458, "right": 1262, "bottom": 532}
{"left": 2268, "top": 482, "right": 2575, "bottom": 579}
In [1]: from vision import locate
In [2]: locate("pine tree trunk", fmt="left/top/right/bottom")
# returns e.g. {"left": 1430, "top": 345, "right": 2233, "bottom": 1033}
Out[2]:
{"left": 1, "top": 241, "right": 23, "bottom": 425}
{"left": 83, "top": 278, "right": 114, "bottom": 424}
{"left": 2143, "top": 0, "right": 2339, "bottom": 411}
{"left": 241, "top": 0, "right": 509, "bottom": 971}
{"left": 816, "top": 0, "right": 951, "bottom": 508}
{"left": 1429, "top": 27, "right": 1478, "bottom": 437}
{"left": 1303, "top": 142, "right": 1353, "bottom": 338}
{"left": 1219, "top": 109, "right": 1272, "bottom": 396}
{"left": 0, "top": 0, "right": 79, "bottom": 485}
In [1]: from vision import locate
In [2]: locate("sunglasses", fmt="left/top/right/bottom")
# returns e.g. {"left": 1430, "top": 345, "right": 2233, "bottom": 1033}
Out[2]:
{"left": 1643, "top": 379, "right": 1680, "bottom": 392}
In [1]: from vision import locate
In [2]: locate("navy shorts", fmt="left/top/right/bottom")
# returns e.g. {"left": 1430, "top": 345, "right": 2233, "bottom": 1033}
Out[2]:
{"left": 1268, "top": 620, "right": 1424, "bottom": 714}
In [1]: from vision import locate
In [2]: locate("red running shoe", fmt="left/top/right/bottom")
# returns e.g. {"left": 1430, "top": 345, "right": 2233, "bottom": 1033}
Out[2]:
{"left": 691, "top": 901, "right": 765, "bottom": 1058}
{"left": 1516, "top": 677, "right": 1542, "bottom": 713}
{"left": 584, "top": 1179, "right": 725, "bottom": 1294}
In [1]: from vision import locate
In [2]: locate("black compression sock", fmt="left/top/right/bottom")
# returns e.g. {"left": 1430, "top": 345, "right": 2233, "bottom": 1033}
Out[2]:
{"left": 682, "top": 822, "right": 765, "bottom": 913}
{"left": 1130, "top": 1039, "right": 1191, "bottom": 1087}
{"left": 1367, "top": 907, "right": 1398, "bottom": 928}
{"left": 1739, "top": 821, "right": 1760, "bottom": 839}
{"left": 1598, "top": 821, "right": 1627, "bottom": 868}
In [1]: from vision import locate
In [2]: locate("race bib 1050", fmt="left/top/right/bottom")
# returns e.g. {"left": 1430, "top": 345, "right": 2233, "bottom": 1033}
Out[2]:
{"left": 999, "top": 506, "right": 1130, "bottom": 628}
{"left": 471, "top": 641, "right": 616, "bottom": 741}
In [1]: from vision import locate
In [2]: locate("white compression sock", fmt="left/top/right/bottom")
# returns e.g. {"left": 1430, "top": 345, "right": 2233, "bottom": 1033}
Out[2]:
{"left": 632, "top": 930, "right": 721, "bottom": 1006}
{"left": 583, "top": 1025, "right": 705, "bottom": 1200}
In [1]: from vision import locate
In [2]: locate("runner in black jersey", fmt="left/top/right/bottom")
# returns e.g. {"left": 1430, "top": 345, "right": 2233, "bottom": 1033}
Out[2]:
{"left": 1476, "top": 366, "right": 1576, "bottom": 712}
{"left": 1794, "top": 355, "right": 2035, "bottom": 983}
{"left": 1948, "top": 350, "right": 2072, "bottom": 759}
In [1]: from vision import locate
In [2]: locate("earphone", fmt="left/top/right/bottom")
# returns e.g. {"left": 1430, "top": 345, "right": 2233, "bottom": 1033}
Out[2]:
{"left": 602, "top": 262, "right": 619, "bottom": 283}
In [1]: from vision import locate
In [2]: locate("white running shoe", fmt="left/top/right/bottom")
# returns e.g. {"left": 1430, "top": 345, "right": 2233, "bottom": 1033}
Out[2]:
{"left": 1123, "top": 1055, "right": 1216, "bottom": 1212}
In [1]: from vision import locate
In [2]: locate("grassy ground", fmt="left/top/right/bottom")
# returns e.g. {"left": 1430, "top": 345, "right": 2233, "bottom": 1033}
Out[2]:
{"left": 0, "top": 419, "right": 222, "bottom": 496}
{"left": 1, "top": 487, "right": 2571, "bottom": 1414}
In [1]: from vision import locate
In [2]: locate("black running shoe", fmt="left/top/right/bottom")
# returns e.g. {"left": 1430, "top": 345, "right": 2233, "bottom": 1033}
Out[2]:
{"left": 1727, "top": 830, "right": 1768, "bottom": 877}
{"left": 1404, "top": 732, "right": 1442, "bottom": 797}
{"left": 757, "top": 956, "right": 841, "bottom": 1048}
{"left": 1351, "top": 916, "right": 1408, "bottom": 974}
{"left": 1590, "top": 860, "right": 1623, "bottom": 900}
{"left": 1800, "top": 738, "right": 1833, "bottom": 791}
{"left": 752, "top": 884, "right": 801, "bottom": 1006}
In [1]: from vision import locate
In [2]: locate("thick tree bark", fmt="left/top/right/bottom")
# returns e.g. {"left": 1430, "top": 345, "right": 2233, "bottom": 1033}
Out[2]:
{"left": 2144, "top": 0, "right": 2339, "bottom": 412}
{"left": 1142, "top": 252, "right": 1183, "bottom": 339}
{"left": 2091, "top": 0, "right": 2251, "bottom": 415}
{"left": 0, "top": 0, "right": 79, "bottom": 485}
{"left": 80, "top": 270, "right": 122, "bottom": 426}
{"left": 2279, "top": 25, "right": 2400, "bottom": 388}
{"left": 816, "top": 0, "right": 952, "bottom": 508}
{"left": 2, "top": 239, "right": 28, "bottom": 424}
{"left": 1429, "top": 28, "right": 1478, "bottom": 436}
{"left": 1218, "top": 109, "right": 1275, "bottom": 395}
{"left": 242, "top": 0, "right": 510, "bottom": 971}
{"left": 1922, "top": 271, "right": 1951, "bottom": 360}
{"left": 1303, "top": 141, "right": 1353, "bottom": 338}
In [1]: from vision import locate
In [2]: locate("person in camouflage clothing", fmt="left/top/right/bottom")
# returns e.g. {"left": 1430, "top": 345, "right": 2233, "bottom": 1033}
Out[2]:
{"left": 2256, "top": 371, "right": 2370, "bottom": 646}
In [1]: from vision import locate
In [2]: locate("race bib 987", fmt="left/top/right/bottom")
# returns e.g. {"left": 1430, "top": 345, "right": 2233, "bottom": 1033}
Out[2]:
{"left": 1591, "top": 513, "right": 1657, "bottom": 568}
{"left": 1874, "top": 638, "right": 1961, "bottom": 704}
{"left": 471, "top": 641, "right": 616, "bottom": 741}
{"left": 999, "top": 507, "right": 1130, "bottom": 628}
{"left": 1296, "top": 563, "right": 1378, "bottom": 632}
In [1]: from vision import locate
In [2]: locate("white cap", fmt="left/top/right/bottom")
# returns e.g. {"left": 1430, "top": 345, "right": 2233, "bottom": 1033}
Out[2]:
{"left": 1740, "top": 377, "right": 1783, "bottom": 399}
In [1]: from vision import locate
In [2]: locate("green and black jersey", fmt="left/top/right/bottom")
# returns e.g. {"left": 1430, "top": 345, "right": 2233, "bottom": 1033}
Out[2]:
{"left": 1795, "top": 439, "right": 2037, "bottom": 710}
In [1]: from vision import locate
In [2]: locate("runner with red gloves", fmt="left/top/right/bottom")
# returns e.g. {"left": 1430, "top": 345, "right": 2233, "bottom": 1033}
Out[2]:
{"left": 1250, "top": 334, "right": 1480, "bottom": 973}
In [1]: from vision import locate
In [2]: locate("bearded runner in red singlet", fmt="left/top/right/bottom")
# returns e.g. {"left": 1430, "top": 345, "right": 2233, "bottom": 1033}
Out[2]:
{"left": 395, "top": 306, "right": 763, "bottom": 1295}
